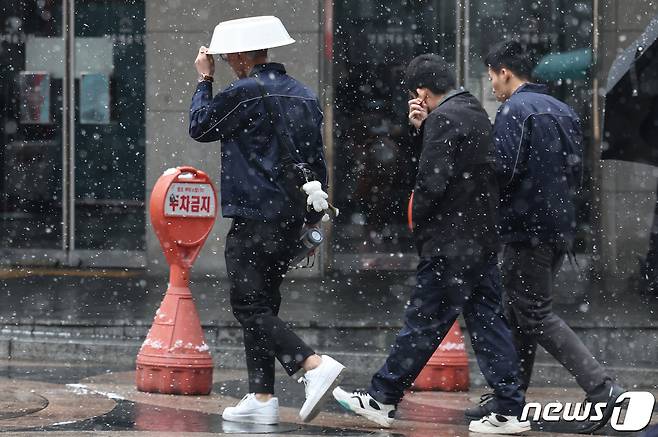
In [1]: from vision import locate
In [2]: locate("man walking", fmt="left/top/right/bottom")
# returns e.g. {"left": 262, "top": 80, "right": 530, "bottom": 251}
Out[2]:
{"left": 333, "top": 54, "right": 530, "bottom": 434}
{"left": 476, "top": 40, "right": 624, "bottom": 433}
{"left": 189, "top": 16, "right": 344, "bottom": 425}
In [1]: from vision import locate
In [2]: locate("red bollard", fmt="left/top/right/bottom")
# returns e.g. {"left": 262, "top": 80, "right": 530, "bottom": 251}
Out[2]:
{"left": 136, "top": 166, "right": 218, "bottom": 395}
{"left": 412, "top": 321, "right": 470, "bottom": 391}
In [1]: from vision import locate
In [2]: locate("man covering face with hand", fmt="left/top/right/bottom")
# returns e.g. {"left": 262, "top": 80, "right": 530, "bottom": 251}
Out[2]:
{"left": 332, "top": 54, "right": 529, "bottom": 435}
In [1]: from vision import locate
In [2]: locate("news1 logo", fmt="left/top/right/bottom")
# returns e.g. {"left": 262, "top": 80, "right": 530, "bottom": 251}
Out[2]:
{"left": 521, "top": 391, "right": 656, "bottom": 432}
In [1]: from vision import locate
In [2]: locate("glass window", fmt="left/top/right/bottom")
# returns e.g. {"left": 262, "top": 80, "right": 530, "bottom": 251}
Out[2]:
{"left": 332, "top": 0, "right": 456, "bottom": 262}
{"left": 0, "top": 0, "right": 64, "bottom": 249}
{"left": 0, "top": 0, "right": 146, "bottom": 261}
{"left": 73, "top": 0, "right": 146, "bottom": 252}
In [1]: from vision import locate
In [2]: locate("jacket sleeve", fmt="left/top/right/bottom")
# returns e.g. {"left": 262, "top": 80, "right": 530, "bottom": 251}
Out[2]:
{"left": 189, "top": 81, "right": 244, "bottom": 142}
{"left": 409, "top": 123, "right": 425, "bottom": 163}
{"left": 311, "top": 105, "right": 328, "bottom": 187}
{"left": 305, "top": 104, "right": 329, "bottom": 225}
{"left": 413, "top": 113, "right": 458, "bottom": 223}
{"left": 493, "top": 104, "right": 525, "bottom": 186}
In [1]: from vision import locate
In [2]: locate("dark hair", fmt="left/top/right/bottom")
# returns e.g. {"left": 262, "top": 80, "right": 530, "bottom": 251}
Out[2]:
{"left": 404, "top": 54, "right": 456, "bottom": 95}
{"left": 484, "top": 40, "right": 535, "bottom": 80}
{"left": 245, "top": 49, "right": 268, "bottom": 59}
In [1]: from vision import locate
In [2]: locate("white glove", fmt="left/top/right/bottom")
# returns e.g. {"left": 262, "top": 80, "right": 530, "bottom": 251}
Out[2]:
{"left": 302, "top": 181, "right": 329, "bottom": 212}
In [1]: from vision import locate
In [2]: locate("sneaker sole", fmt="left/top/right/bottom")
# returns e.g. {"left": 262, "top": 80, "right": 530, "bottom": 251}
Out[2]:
{"left": 468, "top": 421, "right": 531, "bottom": 435}
{"left": 299, "top": 363, "right": 345, "bottom": 422}
{"left": 338, "top": 401, "right": 394, "bottom": 428}
{"left": 221, "top": 412, "right": 279, "bottom": 425}
{"left": 574, "top": 405, "right": 616, "bottom": 434}
{"left": 334, "top": 394, "right": 394, "bottom": 428}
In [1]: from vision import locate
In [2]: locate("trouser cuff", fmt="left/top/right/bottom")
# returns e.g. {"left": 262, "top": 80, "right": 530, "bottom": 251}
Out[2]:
{"left": 282, "top": 350, "right": 315, "bottom": 376}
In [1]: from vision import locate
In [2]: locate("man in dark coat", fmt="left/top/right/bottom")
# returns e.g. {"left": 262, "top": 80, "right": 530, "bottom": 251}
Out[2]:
{"left": 476, "top": 40, "right": 624, "bottom": 433}
{"left": 333, "top": 54, "right": 529, "bottom": 435}
{"left": 189, "top": 16, "right": 344, "bottom": 426}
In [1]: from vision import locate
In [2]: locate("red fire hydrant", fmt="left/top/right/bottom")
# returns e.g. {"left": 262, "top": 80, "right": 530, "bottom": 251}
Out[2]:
{"left": 408, "top": 192, "right": 470, "bottom": 391}
{"left": 136, "top": 166, "right": 217, "bottom": 395}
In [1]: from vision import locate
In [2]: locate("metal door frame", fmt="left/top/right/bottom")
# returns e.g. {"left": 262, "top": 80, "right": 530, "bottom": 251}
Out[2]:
{"left": 1, "top": 0, "right": 145, "bottom": 268}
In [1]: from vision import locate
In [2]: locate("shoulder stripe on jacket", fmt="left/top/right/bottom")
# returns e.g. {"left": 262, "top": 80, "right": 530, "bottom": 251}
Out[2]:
{"left": 192, "top": 94, "right": 319, "bottom": 141}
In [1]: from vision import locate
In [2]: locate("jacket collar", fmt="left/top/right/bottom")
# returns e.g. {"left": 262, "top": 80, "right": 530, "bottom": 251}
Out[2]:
{"left": 249, "top": 62, "right": 287, "bottom": 77}
{"left": 513, "top": 82, "right": 549, "bottom": 96}
{"left": 437, "top": 88, "right": 469, "bottom": 108}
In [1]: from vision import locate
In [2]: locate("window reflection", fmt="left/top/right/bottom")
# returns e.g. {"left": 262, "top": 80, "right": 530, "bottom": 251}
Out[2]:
{"left": 333, "top": 0, "right": 456, "bottom": 256}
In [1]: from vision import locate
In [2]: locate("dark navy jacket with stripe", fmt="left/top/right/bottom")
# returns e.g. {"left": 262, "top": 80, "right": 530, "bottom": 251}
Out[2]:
{"left": 493, "top": 83, "right": 584, "bottom": 248}
{"left": 189, "top": 63, "right": 327, "bottom": 223}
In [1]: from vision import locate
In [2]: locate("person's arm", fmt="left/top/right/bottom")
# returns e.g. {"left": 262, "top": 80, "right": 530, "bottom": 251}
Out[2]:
{"left": 409, "top": 123, "right": 425, "bottom": 163}
{"left": 305, "top": 105, "right": 328, "bottom": 225}
{"left": 310, "top": 104, "right": 328, "bottom": 188}
{"left": 188, "top": 45, "right": 244, "bottom": 142}
{"left": 189, "top": 83, "right": 245, "bottom": 142}
{"left": 413, "top": 112, "right": 459, "bottom": 223}
{"left": 492, "top": 103, "right": 525, "bottom": 186}
{"left": 408, "top": 96, "right": 428, "bottom": 160}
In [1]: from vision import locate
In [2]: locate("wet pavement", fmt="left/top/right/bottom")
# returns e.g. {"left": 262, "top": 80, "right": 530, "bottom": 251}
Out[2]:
{"left": 1, "top": 269, "right": 658, "bottom": 435}
{"left": 0, "top": 360, "right": 656, "bottom": 436}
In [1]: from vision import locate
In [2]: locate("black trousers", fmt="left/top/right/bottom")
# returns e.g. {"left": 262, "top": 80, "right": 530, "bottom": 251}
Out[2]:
{"left": 369, "top": 255, "right": 525, "bottom": 416}
{"left": 225, "top": 218, "right": 315, "bottom": 394}
{"left": 501, "top": 242, "right": 610, "bottom": 394}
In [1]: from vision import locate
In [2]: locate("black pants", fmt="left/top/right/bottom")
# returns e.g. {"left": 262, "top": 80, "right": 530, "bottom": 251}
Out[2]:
{"left": 225, "top": 218, "right": 315, "bottom": 394}
{"left": 369, "top": 255, "right": 525, "bottom": 416}
{"left": 501, "top": 242, "right": 610, "bottom": 394}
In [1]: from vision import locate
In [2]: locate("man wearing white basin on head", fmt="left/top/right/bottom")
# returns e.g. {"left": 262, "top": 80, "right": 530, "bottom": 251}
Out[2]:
{"left": 189, "top": 16, "right": 344, "bottom": 426}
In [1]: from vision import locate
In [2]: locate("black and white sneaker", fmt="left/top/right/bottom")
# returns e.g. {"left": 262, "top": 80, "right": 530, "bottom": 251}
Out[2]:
{"left": 332, "top": 387, "right": 396, "bottom": 428}
{"left": 469, "top": 412, "right": 531, "bottom": 434}
{"left": 465, "top": 392, "right": 497, "bottom": 420}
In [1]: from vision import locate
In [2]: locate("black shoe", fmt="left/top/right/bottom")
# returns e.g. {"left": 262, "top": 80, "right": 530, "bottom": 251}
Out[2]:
{"left": 465, "top": 392, "right": 498, "bottom": 420}
{"left": 577, "top": 383, "right": 626, "bottom": 434}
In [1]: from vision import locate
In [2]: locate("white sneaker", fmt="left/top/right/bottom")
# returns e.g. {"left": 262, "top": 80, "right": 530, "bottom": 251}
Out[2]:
{"left": 469, "top": 412, "right": 531, "bottom": 434}
{"left": 298, "top": 355, "right": 345, "bottom": 422}
{"left": 332, "top": 387, "right": 396, "bottom": 428}
{"left": 221, "top": 393, "right": 279, "bottom": 425}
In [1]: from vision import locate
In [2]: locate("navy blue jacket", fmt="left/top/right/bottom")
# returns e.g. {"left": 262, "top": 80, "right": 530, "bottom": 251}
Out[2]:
{"left": 493, "top": 83, "right": 583, "bottom": 248}
{"left": 189, "top": 63, "right": 327, "bottom": 223}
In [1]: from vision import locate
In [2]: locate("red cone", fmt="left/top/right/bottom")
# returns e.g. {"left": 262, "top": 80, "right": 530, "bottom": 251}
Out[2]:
{"left": 136, "top": 166, "right": 217, "bottom": 395}
{"left": 412, "top": 321, "right": 470, "bottom": 391}
{"left": 135, "top": 265, "right": 213, "bottom": 395}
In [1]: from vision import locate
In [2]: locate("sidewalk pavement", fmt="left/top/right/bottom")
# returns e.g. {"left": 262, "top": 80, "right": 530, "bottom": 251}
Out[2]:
{"left": 1, "top": 267, "right": 658, "bottom": 390}
{"left": 0, "top": 359, "right": 656, "bottom": 436}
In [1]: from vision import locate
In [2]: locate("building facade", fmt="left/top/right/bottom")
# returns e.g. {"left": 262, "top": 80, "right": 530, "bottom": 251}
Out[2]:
{"left": 0, "top": 0, "right": 656, "bottom": 284}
